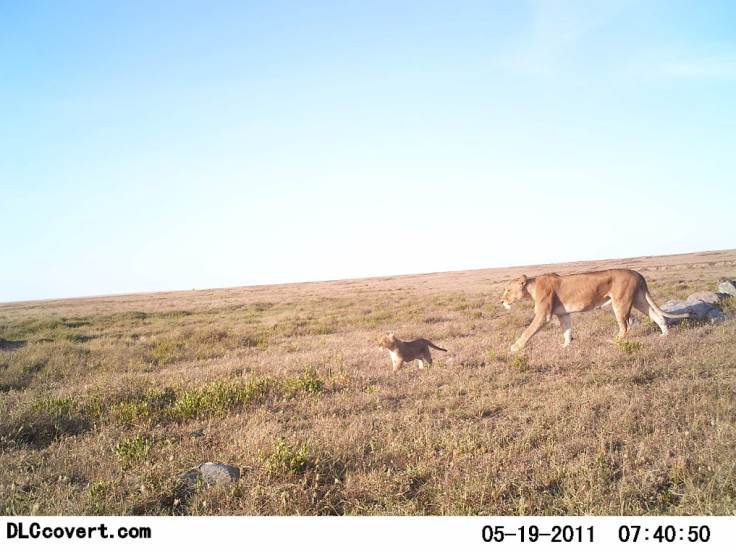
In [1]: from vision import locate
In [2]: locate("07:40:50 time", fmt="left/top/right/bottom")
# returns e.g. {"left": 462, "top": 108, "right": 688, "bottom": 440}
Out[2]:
{"left": 618, "top": 525, "right": 710, "bottom": 543}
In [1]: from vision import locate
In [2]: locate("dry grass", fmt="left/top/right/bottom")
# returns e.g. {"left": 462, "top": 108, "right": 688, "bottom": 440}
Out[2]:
{"left": 1, "top": 250, "right": 735, "bottom": 516}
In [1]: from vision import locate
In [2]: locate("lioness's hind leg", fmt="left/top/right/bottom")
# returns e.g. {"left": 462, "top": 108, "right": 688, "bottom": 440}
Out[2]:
{"left": 634, "top": 294, "right": 668, "bottom": 335}
{"left": 612, "top": 302, "right": 632, "bottom": 340}
{"left": 557, "top": 314, "right": 573, "bottom": 346}
{"left": 424, "top": 350, "right": 433, "bottom": 367}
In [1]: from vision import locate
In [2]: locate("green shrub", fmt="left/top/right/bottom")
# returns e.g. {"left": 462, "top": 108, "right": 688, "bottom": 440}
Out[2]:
{"left": 110, "top": 387, "right": 177, "bottom": 427}
{"left": 283, "top": 366, "right": 323, "bottom": 395}
{"left": 115, "top": 434, "right": 153, "bottom": 469}
{"left": 168, "top": 377, "right": 273, "bottom": 421}
{"left": 87, "top": 481, "right": 114, "bottom": 515}
{"left": 264, "top": 438, "right": 311, "bottom": 476}
{"left": 509, "top": 354, "right": 529, "bottom": 370}
{"left": 149, "top": 340, "right": 186, "bottom": 366}
{"left": 616, "top": 339, "right": 642, "bottom": 354}
{"left": 33, "top": 395, "right": 78, "bottom": 417}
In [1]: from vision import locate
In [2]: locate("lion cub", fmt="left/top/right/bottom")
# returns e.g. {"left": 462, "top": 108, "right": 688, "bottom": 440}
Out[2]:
{"left": 378, "top": 332, "right": 447, "bottom": 372}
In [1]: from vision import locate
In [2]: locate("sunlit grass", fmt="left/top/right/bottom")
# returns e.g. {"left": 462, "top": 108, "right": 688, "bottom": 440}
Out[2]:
{"left": 1, "top": 251, "right": 735, "bottom": 515}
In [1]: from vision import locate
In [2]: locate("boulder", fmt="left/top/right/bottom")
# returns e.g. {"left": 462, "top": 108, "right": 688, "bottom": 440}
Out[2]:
{"left": 687, "top": 291, "right": 727, "bottom": 304}
{"left": 178, "top": 462, "right": 240, "bottom": 486}
{"left": 717, "top": 278, "right": 736, "bottom": 297}
{"left": 661, "top": 298, "right": 725, "bottom": 324}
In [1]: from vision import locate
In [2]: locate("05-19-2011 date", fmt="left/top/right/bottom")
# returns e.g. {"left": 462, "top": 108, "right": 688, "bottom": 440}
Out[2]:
{"left": 482, "top": 525, "right": 594, "bottom": 543}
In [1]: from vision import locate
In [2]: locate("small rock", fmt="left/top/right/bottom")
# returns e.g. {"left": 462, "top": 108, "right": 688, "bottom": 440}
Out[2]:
{"left": 200, "top": 462, "right": 240, "bottom": 484}
{"left": 717, "top": 278, "right": 736, "bottom": 297}
{"left": 178, "top": 462, "right": 240, "bottom": 486}
{"left": 177, "top": 468, "right": 201, "bottom": 484}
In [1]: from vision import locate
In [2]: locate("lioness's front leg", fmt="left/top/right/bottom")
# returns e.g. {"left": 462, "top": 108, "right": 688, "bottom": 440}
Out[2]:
{"left": 557, "top": 314, "right": 573, "bottom": 347}
{"left": 510, "top": 313, "right": 549, "bottom": 352}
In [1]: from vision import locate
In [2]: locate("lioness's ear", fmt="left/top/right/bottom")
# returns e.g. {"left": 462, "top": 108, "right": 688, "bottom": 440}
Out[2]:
{"left": 518, "top": 275, "right": 528, "bottom": 288}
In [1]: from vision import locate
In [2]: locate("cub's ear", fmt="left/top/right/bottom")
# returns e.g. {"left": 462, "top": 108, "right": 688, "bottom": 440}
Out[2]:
{"left": 388, "top": 331, "right": 394, "bottom": 337}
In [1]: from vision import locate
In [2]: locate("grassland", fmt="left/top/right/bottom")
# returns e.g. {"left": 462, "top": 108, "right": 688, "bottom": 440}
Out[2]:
{"left": 1, "top": 250, "right": 735, "bottom": 515}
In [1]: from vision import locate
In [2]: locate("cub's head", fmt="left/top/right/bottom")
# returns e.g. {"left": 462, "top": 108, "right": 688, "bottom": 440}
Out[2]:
{"left": 378, "top": 332, "right": 396, "bottom": 349}
{"left": 501, "top": 275, "right": 529, "bottom": 309}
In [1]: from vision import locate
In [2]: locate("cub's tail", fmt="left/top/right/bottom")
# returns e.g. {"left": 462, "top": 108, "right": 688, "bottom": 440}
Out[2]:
{"left": 426, "top": 341, "right": 447, "bottom": 352}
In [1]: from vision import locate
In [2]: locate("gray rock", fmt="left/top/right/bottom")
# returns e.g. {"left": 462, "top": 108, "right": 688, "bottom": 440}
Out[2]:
{"left": 178, "top": 462, "right": 240, "bottom": 486}
{"left": 661, "top": 298, "right": 725, "bottom": 324}
{"left": 687, "top": 291, "right": 724, "bottom": 304}
{"left": 717, "top": 278, "right": 736, "bottom": 297}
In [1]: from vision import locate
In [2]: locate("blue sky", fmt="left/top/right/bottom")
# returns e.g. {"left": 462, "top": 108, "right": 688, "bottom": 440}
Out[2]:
{"left": 2, "top": 0, "right": 735, "bottom": 302}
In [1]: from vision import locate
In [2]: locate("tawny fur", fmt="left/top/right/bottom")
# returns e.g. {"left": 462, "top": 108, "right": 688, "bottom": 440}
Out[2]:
{"left": 500, "top": 269, "right": 692, "bottom": 352}
{"left": 378, "top": 332, "right": 447, "bottom": 372}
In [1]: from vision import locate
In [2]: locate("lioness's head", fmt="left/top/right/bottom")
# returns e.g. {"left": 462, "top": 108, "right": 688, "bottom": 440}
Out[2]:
{"left": 501, "top": 275, "right": 529, "bottom": 309}
{"left": 378, "top": 332, "right": 396, "bottom": 349}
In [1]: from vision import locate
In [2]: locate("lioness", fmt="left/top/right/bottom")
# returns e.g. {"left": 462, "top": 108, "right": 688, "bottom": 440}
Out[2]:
{"left": 500, "top": 269, "right": 691, "bottom": 351}
{"left": 378, "top": 332, "right": 447, "bottom": 372}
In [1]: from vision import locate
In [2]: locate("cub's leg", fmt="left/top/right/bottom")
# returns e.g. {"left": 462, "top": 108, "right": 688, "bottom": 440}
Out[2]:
{"left": 389, "top": 351, "right": 403, "bottom": 372}
{"left": 557, "top": 314, "right": 573, "bottom": 346}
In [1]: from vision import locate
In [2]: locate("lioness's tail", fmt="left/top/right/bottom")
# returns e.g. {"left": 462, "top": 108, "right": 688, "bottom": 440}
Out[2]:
{"left": 425, "top": 341, "right": 447, "bottom": 352}
{"left": 644, "top": 289, "right": 692, "bottom": 320}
